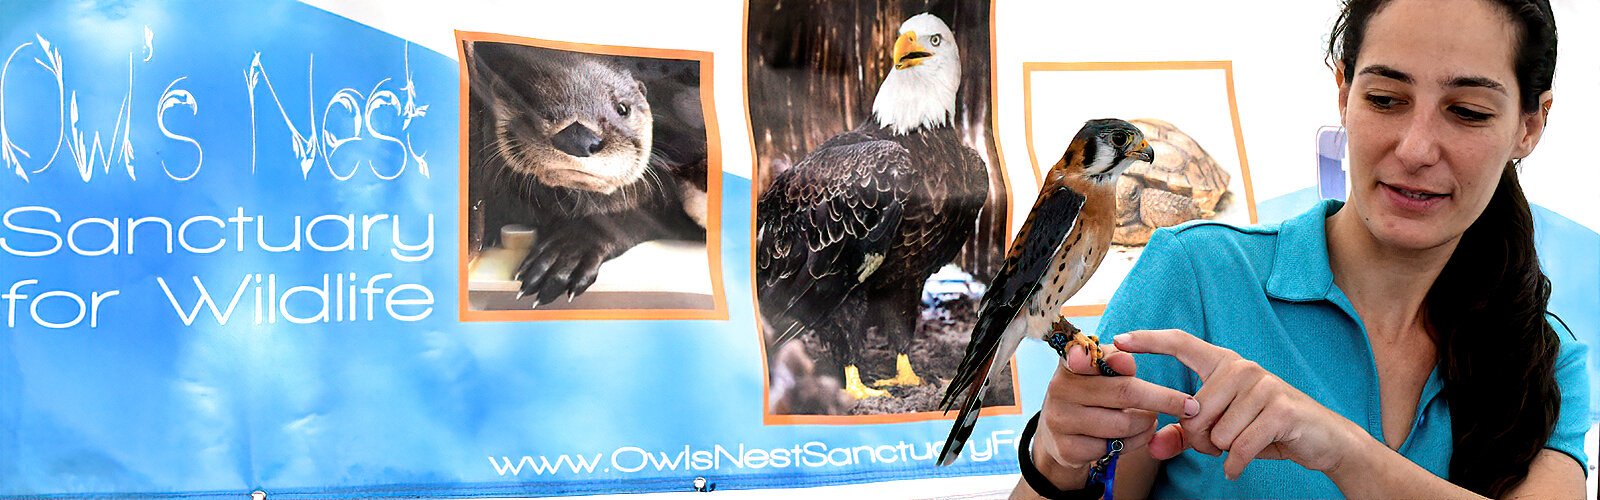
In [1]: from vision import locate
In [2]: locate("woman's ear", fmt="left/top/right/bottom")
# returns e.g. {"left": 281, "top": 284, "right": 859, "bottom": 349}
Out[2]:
{"left": 1334, "top": 64, "right": 1350, "bottom": 126}
{"left": 1513, "top": 91, "right": 1553, "bottom": 159}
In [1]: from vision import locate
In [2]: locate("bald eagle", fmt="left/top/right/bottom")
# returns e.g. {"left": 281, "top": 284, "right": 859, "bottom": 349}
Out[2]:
{"left": 757, "top": 13, "right": 990, "bottom": 401}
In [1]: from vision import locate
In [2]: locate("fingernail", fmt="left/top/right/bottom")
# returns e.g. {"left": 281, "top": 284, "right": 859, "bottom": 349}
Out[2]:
{"left": 1183, "top": 397, "right": 1199, "bottom": 418}
{"left": 1113, "top": 333, "right": 1130, "bottom": 345}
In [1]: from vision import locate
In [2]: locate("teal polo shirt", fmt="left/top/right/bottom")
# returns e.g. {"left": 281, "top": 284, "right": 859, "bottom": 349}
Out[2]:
{"left": 1097, "top": 199, "right": 1592, "bottom": 498}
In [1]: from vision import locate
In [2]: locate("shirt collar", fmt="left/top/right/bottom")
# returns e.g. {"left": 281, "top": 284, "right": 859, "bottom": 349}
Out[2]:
{"left": 1266, "top": 199, "right": 1343, "bottom": 302}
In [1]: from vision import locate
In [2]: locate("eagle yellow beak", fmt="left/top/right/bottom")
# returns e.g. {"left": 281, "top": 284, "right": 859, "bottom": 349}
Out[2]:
{"left": 893, "top": 31, "right": 931, "bottom": 70}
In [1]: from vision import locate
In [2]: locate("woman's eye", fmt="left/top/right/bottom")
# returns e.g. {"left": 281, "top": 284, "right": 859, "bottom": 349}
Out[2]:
{"left": 1365, "top": 94, "right": 1400, "bottom": 109}
{"left": 616, "top": 103, "right": 630, "bottom": 116}
{"left": 1450, "top": 106, "right": 1492, "bottom": 122}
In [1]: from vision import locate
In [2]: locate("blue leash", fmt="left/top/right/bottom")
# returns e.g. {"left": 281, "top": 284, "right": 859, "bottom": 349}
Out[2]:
{"left": 1089, "top": 439, "right": 1123, "bottom": 500}
{"left": 1090, "top": 353, "right": 1123, "bottom": 500}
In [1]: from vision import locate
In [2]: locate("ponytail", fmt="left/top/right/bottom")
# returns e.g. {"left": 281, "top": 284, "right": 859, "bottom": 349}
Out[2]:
{"left": 1426, "top": 163, "right": 1561, "bottom": 496}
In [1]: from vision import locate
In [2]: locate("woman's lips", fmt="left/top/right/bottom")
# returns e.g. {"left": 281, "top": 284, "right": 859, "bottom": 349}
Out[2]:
{"left": 1381, "top": 182, "right": 1449, "bottom": 213}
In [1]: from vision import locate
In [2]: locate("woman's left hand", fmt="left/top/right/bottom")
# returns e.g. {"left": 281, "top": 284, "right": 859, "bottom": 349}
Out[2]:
{"left": 1112, "top": 329, "right": 1370, "bottom": 480}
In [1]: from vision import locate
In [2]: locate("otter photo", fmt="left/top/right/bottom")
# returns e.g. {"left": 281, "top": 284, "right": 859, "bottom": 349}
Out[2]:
{"left": 749, "top": 1, "right": 1013, "bottom": 419}
{"left": 459, "top": 35, "right": 718, "bottom": 316}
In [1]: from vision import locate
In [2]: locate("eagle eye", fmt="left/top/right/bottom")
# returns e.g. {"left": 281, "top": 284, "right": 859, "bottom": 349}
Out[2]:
{"left": 929, "top": 34, "right": 943, "bottom": 47}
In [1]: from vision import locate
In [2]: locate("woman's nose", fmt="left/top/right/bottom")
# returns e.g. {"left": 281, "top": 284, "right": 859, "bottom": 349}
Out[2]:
{"left": 1393, "top": 109, "right": 1443, "bottom": 170}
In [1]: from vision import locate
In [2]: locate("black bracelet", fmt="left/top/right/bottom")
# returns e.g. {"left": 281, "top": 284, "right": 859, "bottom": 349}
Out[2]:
{"left": 1017, "top": 411, "right": 1106, "bottom": 500}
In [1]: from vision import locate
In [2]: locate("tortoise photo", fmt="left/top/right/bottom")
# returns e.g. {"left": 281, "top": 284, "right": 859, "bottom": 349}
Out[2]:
{"left": 1113, "top": 118, "right": 1232, "bottom": 246}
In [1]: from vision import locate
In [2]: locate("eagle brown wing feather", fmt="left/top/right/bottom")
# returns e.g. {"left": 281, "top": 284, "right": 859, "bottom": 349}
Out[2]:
{"left": 756, "top": 137, "right": 914, "bottom": 346}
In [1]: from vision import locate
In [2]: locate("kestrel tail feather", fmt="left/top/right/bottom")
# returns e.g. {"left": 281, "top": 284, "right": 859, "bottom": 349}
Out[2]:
{"left": 939, "top": 303, "right": 1011, "bottom": 409}
{"left": 937, "top": 355, "right": 994, "bottom": 466}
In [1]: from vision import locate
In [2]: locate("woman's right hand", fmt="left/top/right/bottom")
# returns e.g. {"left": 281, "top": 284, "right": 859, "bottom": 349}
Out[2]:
{"left": 1027, "top": 340, "right": 1201, "bottom": 491}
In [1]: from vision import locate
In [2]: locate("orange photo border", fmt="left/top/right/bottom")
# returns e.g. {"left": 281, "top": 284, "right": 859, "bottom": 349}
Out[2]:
{"left": 455, "top": 31, "right": 729, "bottom": 322}
{"left": 746, "top": 2, "right": 1023, "bottom": 426}
{"left": 1021, "top": 60, "right": 1259, "bottom": 317}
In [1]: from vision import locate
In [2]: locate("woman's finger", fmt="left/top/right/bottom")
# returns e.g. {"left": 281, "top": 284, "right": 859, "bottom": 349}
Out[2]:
{"left": 1102, "top": 349, "right": 1138, "bottom": 376}
{"left": 1181, "top": 359, "right": 1257, "bottom": 456}
{"left": 1148, "top": 423, "right": 1188, "bottom": 460}
{"left": 1207, "top": 376, "right": 1269, "bottom": 452}
{"left": 1222, "top": 418, "right": 1280, "bottom": 480}
{"left": 1055, "top": 344, "right": 1193, "bottom": 418}
{"left": 1179, "top": 375, "right": 1228, "bottom": 456}
{"left": 1063, "top": 342, "right": 1138, "bottom": 376}
{"left": 1065, "top": 375, "right": 1199, "bottom": 419}
{"left": 1044, "top": 404, "right": 1157, "bottom": 440}
{"left": 1062, "top": 344, "right": 1096, "bottom": 376}
{"left": 1183, "top": 424, "right": 1225, "bottom": 457}
{"left": 1115, "top": 415, "right": 1160, "bottom": 454}
{"left": 1039, "top": 428, "right": 1121, "bottom": 467}
{"left": 1113, "top": 329, "right": 1238, "bottom": 382}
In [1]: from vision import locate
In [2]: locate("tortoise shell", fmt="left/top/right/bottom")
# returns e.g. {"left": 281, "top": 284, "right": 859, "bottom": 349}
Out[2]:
{"left": 1113, "top": 118, "right": 1232, "bottom": 246}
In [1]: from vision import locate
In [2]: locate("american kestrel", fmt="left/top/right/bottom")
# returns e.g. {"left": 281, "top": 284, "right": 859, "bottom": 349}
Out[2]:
{"left": 938, "top": 118, "right": 1152, "bottom": 465}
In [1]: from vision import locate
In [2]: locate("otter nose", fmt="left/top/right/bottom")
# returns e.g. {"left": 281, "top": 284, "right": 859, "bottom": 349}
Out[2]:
{"left": 551, "top": 123, "right": 604, "bottom": 157}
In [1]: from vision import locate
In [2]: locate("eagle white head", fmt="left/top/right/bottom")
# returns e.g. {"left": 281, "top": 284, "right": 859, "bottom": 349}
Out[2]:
{"left": 871, "top": 13, "right": 961, "bottom": 135}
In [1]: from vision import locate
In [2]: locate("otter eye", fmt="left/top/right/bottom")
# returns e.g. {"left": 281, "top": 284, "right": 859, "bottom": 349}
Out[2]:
{"left": 616, "top": 102, "right": 629, "bottom": 116}
{"left": 1109, "top": 131, "right": 1132, "bottom": 148}
{"left": 929, "top": 34, "right": 943, "bottom": 47}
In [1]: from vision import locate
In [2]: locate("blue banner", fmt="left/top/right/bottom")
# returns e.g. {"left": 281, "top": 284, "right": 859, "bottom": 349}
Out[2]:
{"left": 3, "top": 1, "right": 1595, "bottom": 498}
{"left": 0, "top": 2, "right": 1025, "bottom": 497}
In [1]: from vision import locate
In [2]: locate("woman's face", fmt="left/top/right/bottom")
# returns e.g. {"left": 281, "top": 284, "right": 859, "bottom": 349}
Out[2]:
{"left": 1338, "top": 0, "right": 1547, "bottom": 251}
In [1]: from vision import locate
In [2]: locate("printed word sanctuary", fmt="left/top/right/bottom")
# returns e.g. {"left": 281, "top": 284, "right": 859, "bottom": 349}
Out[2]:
{"left": 0, "top": 206, "right": 434, "bottom": 262}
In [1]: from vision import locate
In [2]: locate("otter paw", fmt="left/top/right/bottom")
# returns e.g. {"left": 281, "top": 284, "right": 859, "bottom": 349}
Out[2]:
{"left": 513, "top": 232, "right": 614, "bottom": 306}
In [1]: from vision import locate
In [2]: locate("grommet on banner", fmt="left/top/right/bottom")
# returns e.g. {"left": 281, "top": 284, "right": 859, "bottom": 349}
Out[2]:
{"left": 250, "top": 490, "right": 266, "bottom": 500}
{"left": 692, "top": 476, "right": 715, "bottom": 492}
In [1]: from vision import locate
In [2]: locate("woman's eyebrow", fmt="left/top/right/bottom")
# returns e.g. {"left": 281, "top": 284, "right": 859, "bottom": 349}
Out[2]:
{"left": 1358, "top": 64, "right": 1508, "bottom": 95}
{"left": 1358, "top": 64, "right": 1412, "bottom": 84}
{"left": 1445, "top": 75, "right": 1507, "bottom": 95}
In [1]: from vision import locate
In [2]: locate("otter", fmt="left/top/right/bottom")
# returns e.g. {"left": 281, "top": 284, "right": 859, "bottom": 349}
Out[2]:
{"left": 465, "top": 41, "right": 707, "bottom": 306}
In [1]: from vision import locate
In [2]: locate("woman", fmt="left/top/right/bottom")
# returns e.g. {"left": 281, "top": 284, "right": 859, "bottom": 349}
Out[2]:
{"left": 1017, "top": 0, "right": 1590, "bottom": 497}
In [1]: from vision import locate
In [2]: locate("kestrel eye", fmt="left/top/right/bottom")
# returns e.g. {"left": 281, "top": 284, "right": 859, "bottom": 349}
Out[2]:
{"left": 1110, "top": 131, "right": 1131, "bottom": 148}
{"left": 616, "top": 103, "right": 629, "bottom": 116}
{"left": 930, "top": 34, "right": 942, "bottom": 47}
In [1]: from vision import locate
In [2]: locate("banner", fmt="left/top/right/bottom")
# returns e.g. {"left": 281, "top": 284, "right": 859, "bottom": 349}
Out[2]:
{"left": 2, "top": 0, "right": 1596, "bottom": 497}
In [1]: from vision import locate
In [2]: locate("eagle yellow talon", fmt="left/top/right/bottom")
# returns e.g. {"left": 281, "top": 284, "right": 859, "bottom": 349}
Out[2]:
{"left": 843, "top": 365, "right": 891, "bottom": 399}
{"left": 872, "top": 353, "right": 925, "bottom": 387}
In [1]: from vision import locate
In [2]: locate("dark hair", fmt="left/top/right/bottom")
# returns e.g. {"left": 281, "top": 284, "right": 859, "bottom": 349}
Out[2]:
{"left": 1329, "top": 0, "right": 1562, "bottom": 496}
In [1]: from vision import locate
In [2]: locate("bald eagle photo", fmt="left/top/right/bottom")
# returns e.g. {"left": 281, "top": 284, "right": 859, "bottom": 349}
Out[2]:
{"left": 756, "top": 12, "right": 993, "bottom": 408}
